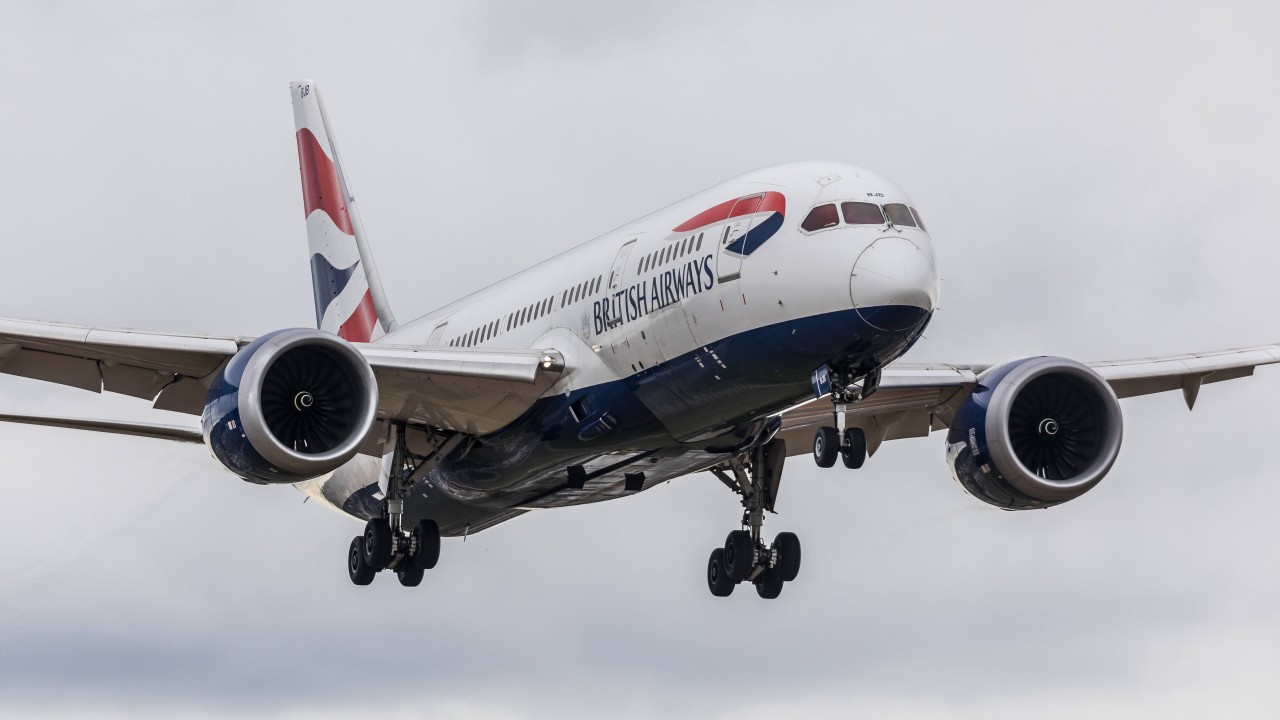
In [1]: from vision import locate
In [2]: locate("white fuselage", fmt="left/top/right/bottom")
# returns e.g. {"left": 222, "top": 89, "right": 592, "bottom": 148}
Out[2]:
{"left": 299, "top": 161, "right": 940, "bottom": 533}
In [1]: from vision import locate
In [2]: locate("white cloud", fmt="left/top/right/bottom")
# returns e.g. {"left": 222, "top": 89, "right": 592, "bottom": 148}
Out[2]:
{"left": 1, "top": 0, "right": 1278, "bottom": 717}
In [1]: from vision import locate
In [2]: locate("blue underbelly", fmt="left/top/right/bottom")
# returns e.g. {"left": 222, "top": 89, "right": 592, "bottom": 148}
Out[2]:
{"left": 419, "top": 305, "right": 930, "bottom": 513}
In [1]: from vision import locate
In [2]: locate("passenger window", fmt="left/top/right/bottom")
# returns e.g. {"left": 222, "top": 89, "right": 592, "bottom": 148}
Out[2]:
{"left": 801, "top": 204, "right": 839, "bottom": 232}
{"left": 910, "top": 207, "right": 927, "bottom": 231}
{"left": 883, "top": 204, "right": 917, "bottom": 227}
{"left": 697, "top": 232, "right": 704, "bottom": 251}
{"left": 841, "top": 202, "right": 884, "bottom": 225}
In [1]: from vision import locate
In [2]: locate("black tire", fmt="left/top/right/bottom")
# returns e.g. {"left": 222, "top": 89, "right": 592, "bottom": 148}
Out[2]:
{"left": 774, "top": 532, "right": 801, "bottom": 582}
{"left": 362, "top": 518, "right": 392, "bottom": 570}
{"left": 813, "top": 427, "right": 839, "bottom": 468}
{"left": 396, "top": 562, "right": 425, "bottom": 587}
{"left": 348, "top": 536, "right": 375, "bottom": 586}
{"left": 841, "top": 427, "right": 867, "bottom": 469}
{"left": 707, "top": 548, "right": 735, "bottom": 597}
{"left": 723, "top": 530, "right": 754, "bottom": 582}
{"left": 755, "top": 569, "right": 784, "bottom": 599}
{"left": 409, "top": 519, "right": 441, "bottom": 571}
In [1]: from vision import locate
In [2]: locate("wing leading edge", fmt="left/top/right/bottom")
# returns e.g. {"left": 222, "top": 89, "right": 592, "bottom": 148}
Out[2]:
{"left": 0, "top": 316, "right": 568, "bottom": 442}
{"left": 778, "top": 343, "right": 1280, "bottom": 458}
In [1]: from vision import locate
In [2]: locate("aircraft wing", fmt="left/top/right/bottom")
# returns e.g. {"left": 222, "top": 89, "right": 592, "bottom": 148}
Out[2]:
{"left": 0, "top": 317, "right": 567, "bottom": 442}
{"left": 776, "top": 343, "right": 1280, "bottom": 457}
{"left": 0, "top": 413, "right": 205, "bottom": 443}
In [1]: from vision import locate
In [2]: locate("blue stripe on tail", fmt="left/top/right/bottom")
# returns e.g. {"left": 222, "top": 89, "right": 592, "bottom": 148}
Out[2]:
{"left": 309, "top": 254, "right": 360, "bottom": 327}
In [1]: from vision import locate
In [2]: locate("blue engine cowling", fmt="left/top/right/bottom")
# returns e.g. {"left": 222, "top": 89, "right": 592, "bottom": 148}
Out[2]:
{"left": 202, "top": 328, "right": 379, "bottom": 485}
{"left": 946, "top": 356, "right": 1123, "bottom": 510}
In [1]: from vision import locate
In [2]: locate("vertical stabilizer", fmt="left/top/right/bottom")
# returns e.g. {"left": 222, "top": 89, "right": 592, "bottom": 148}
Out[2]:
{"left": 291, "top": 79, "right": 398, "bottom": 342}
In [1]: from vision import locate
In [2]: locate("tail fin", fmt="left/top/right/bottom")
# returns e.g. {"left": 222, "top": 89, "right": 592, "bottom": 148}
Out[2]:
{"left": 290, "top": 79, "right": 398, "bottom": 342}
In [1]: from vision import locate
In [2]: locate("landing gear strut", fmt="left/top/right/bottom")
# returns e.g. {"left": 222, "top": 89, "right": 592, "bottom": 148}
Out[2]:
{"left": 346, "top": 423, "right": 459, "bottom": 587}
{"left": 707, "top": 438, "right": 799, "bottom": 599}
{"left": 812, "top": 366, "right": 877, "bottom": 470}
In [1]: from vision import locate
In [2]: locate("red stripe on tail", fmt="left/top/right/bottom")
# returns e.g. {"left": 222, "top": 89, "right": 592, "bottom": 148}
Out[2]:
{"left": 296, "top": 128, "right": 354, "bottom": 235}
{"left": 337, "top": 289, "right": 378, "bottom": 342}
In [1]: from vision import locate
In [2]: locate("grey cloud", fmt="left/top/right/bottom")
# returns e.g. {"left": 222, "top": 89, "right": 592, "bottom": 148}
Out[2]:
{"left": 1, "top": 1, "right": 1279, "bottom": 718}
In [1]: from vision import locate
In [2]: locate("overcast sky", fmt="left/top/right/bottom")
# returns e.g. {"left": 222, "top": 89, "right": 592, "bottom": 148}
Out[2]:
{"left": 2, "top": 1, "right": 1279, "bottom": 718}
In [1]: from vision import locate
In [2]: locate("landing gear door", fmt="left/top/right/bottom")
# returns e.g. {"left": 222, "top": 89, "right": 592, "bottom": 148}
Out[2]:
{"left": 716, "top": 194, "right": 764, "bottom": 283}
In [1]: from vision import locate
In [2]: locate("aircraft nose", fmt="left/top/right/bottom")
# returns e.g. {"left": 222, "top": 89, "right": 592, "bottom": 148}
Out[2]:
{"left": 849, "top": 235, "right": 939, "bottom": 331}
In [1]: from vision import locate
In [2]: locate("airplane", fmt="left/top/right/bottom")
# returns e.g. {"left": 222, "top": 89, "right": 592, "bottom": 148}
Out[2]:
{"left": 2, "top": 79, "right": 1277, "bottom": 599}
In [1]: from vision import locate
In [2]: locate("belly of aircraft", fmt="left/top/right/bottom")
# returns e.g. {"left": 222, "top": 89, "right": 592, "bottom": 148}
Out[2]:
{"left": 326, "top": 305, "right": 931, "bottom": 536}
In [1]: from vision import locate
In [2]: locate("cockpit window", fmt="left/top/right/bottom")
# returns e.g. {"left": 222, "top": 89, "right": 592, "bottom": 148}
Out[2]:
{"left": 841, "top": 202, "right": 885, "bottom": 225}
{"left": 909, "top": 207, "right": 927, "bottom": 231}
{"left": 883, "top": 203, "right": 917, "bottom": 227}
{"left": 801, "top": 204, "right": 839, "bottom": 232}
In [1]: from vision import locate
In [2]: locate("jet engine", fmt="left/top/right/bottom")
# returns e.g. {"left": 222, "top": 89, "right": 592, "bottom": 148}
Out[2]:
{"left": 945, "top": 356, "right": 1123, "bottom": 510}
{"left": 202, "top": 328, "right": 378, "bottom": 484}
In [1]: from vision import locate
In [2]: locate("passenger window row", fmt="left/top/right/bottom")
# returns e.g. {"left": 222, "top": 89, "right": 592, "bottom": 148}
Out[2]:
{"left": 447, "top": 273, "right": 604, "bottom": 348}
{"left": 638, "top": 232, "right": 704, "bottom": 274}
{"left": 558, "top": 275, "right": 603, "bottom": 310}
{"left": 800, "top": 202, "right": 927, "bottom": 233}
{"left": 450, "top": 315, "right": 504, "bottom": 348}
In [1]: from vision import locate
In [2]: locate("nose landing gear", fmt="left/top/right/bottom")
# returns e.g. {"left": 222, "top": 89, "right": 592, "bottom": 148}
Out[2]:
{"left": 707, "top": 438, "right": 800, "bottom": 599}
{"left": 812, "top": 366, "right": 875, "bottom": 470}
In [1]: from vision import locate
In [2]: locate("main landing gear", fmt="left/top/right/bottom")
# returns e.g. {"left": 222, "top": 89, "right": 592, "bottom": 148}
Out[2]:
{"left": 707, "top": 438, "right": 799, "bottom": 599}
{"left": 348, "top": 516, "right": 441, "bottom": 587}
{"left": 812, "top": 366, "right": 876, "bottom": 470}
{"left": 347, "top": 423, "right": 462, "bottom": 587}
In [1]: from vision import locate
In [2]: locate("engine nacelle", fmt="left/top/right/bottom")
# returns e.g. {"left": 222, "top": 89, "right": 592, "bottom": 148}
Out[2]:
{"left": 202, "top": 328, "right": 378, "bottom": 484}
{"left": 946, "top": 356, "right": 1123, "bottom": 510}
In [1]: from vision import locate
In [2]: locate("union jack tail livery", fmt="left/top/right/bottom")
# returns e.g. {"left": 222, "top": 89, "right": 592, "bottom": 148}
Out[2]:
{"left": 291, "top": 79, "right": 397, "bottom": 342}
{"left": 4, "top": 80, "right": 1278, "bottom": 601}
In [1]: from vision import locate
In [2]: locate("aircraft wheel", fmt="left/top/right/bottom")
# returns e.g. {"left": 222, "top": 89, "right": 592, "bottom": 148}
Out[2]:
{"left": 813, "top": 427, "right": 839, "bottom": 468}
{"left": 707, "top": 548, "right": 735, "bottom": 597}
{"left": 841, "top": 428, "right": 867, "bottom": 469}
{"left": 396, "top": 562, "right": 425, "bottom": 587}
{"left": 774, "top": 532, "right": 801, "bottom": 582}
{"left": 409, "top": 519, "right": 441, "bottom": 570}
{"left": 362, "top": 518, "right": 392, "bottom": 570}
{"left": 723, "top": 530, "right": 754, "bottom": 582}
{"left": 348, "top": 536, "right": 376, "bottom": 586}
{"left": 755, "top": 569, "right": 784, "bottom": 599}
